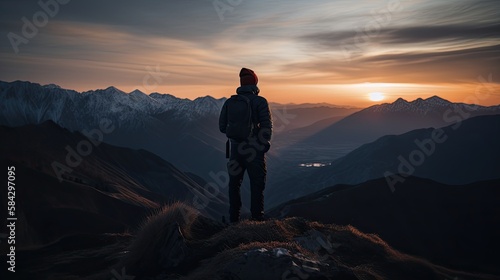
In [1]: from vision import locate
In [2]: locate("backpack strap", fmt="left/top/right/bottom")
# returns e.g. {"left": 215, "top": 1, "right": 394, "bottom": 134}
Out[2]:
{"left": 248, "top": 96, "right": 260, "bottom": 135}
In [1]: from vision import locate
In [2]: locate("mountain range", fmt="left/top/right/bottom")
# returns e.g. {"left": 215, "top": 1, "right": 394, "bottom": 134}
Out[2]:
{"left": 3, "top": 80, "right": 500, "bottom": 207}
{"left": 273, "top": 95, "right": 500, "bottom": 168}
{"left": 304, "top": 95, "right": 500, "bottom": 147}
{"left": 0, "top": 80, "right": 357, "bottom": 183}
{"left": 268, "top": 114, "right": 500, "bottom": 206}
{"left": 0, "top": 80, "right": 229, "bottom": 180}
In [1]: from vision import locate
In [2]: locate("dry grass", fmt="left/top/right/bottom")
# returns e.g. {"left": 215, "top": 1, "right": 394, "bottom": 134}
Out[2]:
{"left": 118, "top": 202, "right": 201, "bottom": 276}
{"left": 111, "top": 203, "right": 498, "bottom": 280}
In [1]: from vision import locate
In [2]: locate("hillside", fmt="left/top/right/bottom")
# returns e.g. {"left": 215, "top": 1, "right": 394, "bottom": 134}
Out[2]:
{"left": 3, "top": 203, "right": 497, "bottom": 280}
{"left": 269, "top": 176, "right": 500, "bottom": 275}
{"left": 0, "top": 122, "right": 228, "bottom": 247}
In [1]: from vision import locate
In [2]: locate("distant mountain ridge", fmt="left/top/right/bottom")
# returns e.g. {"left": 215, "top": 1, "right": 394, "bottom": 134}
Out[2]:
{"left": 269, "top": 114, "right": 500, "bottom": 206}
{"left": 304, "top": 95, "right": 500, "bottom": 147}
{"left": 0, "top": 80, "right": 235, "bottom": 180}
{"left": 0, "top": 80, "right": 355, "bottom": 128}
{"left": 270, "top": 101, "right": 357, "bottom": 109}
{"left": 0, "top": 80, "right": 226, "bottom": 128}
{"left": 0, "top": 80, "right": 361, "bottom": 182}
{"left": 368, "top": 96, "right": 460, "bottom": 113}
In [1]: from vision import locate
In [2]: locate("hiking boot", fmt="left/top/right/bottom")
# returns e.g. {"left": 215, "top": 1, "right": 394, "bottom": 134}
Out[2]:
{"left": 229, "top": 213, "right": 240, "bottom": 224}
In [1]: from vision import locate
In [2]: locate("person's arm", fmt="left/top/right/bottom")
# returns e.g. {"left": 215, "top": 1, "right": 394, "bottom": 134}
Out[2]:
{"left": 219, "top": 101, "right": 228, "bottom": 134}
{"left": 257, "top": 97, "right": 273, "bottom": 147}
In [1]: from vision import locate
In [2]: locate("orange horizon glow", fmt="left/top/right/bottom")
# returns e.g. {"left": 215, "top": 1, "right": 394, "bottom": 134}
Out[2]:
{"left": 155, "top": 83, "right": 500, "bottom": 107}
{"left": 44, "top": 80, "right": 499, "bottom": 108}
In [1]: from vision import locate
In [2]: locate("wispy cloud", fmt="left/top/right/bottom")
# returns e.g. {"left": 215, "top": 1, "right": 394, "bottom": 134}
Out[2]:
{"left": 302, "top": 23, "right": 500, "bottom": 49}
{"left": 283, "top": 44, "right": 500, "bottom": 84}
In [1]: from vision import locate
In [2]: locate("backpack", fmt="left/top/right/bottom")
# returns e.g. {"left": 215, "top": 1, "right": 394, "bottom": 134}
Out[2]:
{"left": 225, "top": 94, "right": 254, "bottom": 141}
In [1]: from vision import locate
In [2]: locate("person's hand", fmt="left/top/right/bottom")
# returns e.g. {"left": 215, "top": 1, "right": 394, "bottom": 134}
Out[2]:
{"left": 263, "top": 141, "right": 271, "bottom": 153}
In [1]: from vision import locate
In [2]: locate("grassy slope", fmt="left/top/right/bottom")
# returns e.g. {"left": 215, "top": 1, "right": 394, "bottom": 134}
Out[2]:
{"left": 9, "top": 203, "right": 497, "bottom": 280}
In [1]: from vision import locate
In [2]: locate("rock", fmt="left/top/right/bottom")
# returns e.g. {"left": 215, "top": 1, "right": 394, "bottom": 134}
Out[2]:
{"left": 222, "top": 247, "right": 332, "bottom": 280}
{"left": 294, "top": 229, "right": 340, "bottom": 255}
{"left": 158, "top": 223, "right": 191, "bottom": 270}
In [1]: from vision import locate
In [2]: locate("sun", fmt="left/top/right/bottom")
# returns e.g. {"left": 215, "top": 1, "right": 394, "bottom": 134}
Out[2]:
{"left": 368, "top": 92, "right": 385, "bottom": 102}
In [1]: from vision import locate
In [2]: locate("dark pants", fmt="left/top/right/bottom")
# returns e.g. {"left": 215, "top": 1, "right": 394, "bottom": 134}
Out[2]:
{"left": 227, "top": 140, "right": 267, "bottom": 222}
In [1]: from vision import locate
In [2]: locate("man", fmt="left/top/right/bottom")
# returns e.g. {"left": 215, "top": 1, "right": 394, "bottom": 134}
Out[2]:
{"left": 219, "top": 68, "right": 272, "bottom": 223}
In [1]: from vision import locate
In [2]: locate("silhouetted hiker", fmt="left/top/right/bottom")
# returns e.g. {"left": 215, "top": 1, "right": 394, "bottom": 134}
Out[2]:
{"left": 219, "top": 68, "right": 273, "bottom": 223}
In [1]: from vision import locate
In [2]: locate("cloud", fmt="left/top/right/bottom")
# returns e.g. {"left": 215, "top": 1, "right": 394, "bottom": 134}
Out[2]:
{"left": 385, "top": 24, "right": 500, "bottom": 44}
{"left": 293, "top": 0, "right": 500, "bottom": 86}
{"left": 0, "top": 0, "right": 226, "bottom": 47}
{"left": 298, "top": 0, "right": 500, "bottom": 56}
{"left": 280, "top": 44, "right": 500, "bottom": 84}
{"left": 301, "top": 23, "right": 500, "bottom": 50}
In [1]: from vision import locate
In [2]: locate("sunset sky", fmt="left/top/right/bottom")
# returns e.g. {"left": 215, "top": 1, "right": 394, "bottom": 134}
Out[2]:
{"left": 1, "top": 0, "right": 499, "bottom": 107}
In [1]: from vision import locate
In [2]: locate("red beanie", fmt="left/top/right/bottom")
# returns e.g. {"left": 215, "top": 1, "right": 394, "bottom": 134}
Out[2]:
{"left": 240, "top": 68, "right": 258, "bottom": 86}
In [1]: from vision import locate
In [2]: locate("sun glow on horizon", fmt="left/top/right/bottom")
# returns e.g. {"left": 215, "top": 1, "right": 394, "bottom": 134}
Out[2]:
{"left": 368, "top": 92, "right": 385, "bottom": 102}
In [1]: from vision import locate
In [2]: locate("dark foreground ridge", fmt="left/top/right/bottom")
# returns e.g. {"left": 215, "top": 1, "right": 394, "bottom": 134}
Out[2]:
{"left": 6, "top": 203, "right": 498, "bottom": 280}
{"left": 269, "top": 176, "right": 500, "bottom": 275}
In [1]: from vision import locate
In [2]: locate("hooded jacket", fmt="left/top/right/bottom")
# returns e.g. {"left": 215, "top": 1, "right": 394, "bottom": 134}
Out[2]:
{"left": 219, "top": 85, "right": 273, "bottom": 148}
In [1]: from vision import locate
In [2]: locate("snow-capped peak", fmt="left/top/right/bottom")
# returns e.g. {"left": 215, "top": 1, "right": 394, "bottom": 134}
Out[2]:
{"left": 393, "top": 97, "right": 409, "bottom": 104}
{"left": 425, "top": 95, "right": 451, "bottom": 106}
{"left": 103, "top": 86, "right": 123, "bottom": 94}
{"left": 368, "top": 96, "right": 455, "bottom": 114}
{"left": 130, "top": 89, "right": 146, "bottom": 96}
{"left": 43, "top": 83, "right": 61, "bottom": 89}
